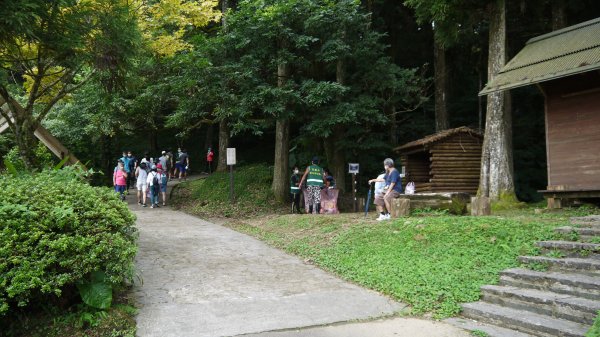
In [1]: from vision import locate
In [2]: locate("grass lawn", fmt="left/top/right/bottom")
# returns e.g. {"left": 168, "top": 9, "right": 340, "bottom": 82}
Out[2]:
{"left": 171, "top": 163, "right": 286, "bottom": 218}
{"left": 224, "top": 208, "right": 596, "bottom": 319}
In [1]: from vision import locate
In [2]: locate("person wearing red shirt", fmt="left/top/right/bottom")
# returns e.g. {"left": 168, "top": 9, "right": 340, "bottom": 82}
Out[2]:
{"left": 206, "top": 147, "right": 214, "bottom": 174}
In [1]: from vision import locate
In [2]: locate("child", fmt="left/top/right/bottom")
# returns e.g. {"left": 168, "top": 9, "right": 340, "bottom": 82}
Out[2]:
{"left": 146, "top": 165, "right": 162, "bottom": 208}
{"left": 157, "top": 163, "right": 168, "bottom": 206}
{"left": 113, "top": 160, "right": 128, "bottom": 201}
{"left": 290, "top": 166, "right": 301, "bottom": 213}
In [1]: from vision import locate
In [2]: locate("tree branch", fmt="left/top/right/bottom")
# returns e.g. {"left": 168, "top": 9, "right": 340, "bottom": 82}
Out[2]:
{"left": 35, "top": 70, "right": 94, "bottom": 126}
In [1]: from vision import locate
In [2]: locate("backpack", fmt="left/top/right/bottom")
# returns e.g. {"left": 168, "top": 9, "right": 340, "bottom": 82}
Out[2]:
{"left": 152, "top": 173, "right": 160, "bottom": 186}
{"left": 405, "top": 181, "right": 415, "bottom": 195}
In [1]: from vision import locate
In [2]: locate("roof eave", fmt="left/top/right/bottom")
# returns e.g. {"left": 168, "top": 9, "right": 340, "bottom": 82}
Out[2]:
{"left": 479, "top": 63, "right": 600, "bottom": 96}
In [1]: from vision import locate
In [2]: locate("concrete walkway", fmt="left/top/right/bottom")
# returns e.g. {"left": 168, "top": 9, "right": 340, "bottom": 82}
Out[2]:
{"left": 130, "top": 181, "right": 469, "bottom": 337}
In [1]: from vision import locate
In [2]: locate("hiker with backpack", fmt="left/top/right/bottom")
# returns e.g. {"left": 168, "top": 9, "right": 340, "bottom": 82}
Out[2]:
{"left": 147, "top": 164, "right": 162, "bottom": 208}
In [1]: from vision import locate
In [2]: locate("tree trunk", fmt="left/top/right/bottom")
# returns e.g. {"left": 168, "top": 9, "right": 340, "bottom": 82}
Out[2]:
{"left": 204, "top": 123, "right": 214, "bottom": 151}
{"left": 478, "top": 0, "right": 516, "bottom": 201}
{"left": 433, "top": 38, "right": 449, "bottom": 132}
{"left": 0, "top": 94, "right": 38, "bottom": 168}
{"left": 326, "top": 58, "right": 347, "bottom": 192}
{"left": 216, "top": 119, "right": 229, "bottom": 172}
{"left": 551, "top": 0, "right": 566, "bottom": 31}
{"left": 386, "top": 104, "right": 397, "bottom": 147}
{"left": 323, "top": 130, "right": 346, "bottom": 192}
{"left": 271, "top": 62, "right": 290, "bottom": 203}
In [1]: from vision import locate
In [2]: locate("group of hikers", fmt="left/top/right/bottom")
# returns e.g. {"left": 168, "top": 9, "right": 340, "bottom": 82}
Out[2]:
{"left": 290, "top": 157, "right": 402, "bottom": 220}
{"left": 112, "top": 148, "right": 195, "bottom": 208}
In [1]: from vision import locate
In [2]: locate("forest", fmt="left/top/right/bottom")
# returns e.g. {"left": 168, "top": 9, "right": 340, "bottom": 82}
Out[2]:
{"left": 2, "top": 0, "right": 600, "bottom": 203}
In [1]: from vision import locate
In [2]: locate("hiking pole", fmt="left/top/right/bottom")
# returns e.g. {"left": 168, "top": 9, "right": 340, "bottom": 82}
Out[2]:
{"left": 365, "top": 182, "right": 373, "bottom": 218}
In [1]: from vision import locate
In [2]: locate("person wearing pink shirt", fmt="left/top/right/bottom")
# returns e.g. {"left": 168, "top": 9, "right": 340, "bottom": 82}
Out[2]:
{"left": 113, "top": 159, "right": 128, "bottom": 201}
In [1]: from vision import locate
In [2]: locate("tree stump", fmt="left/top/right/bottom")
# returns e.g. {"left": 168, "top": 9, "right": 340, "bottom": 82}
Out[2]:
{"left": 390, "top": 198, "right": 410, "bottom": 218}
{"left": 471, "top": 197, "right": 491, "bottom": 216}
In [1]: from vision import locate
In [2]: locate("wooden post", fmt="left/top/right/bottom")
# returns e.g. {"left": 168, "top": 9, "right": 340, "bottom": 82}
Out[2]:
{"left": 547, "top": 197, "right": 562, "bottom": 209}
{"left": 471, "top": 197, "right": 491, "bottom": 216}
{"left": 352, "top": 173, "right": 357, "bottom": 212}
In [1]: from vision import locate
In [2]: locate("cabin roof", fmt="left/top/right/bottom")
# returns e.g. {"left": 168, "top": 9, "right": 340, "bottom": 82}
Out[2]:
{"left": 394, "top": 126, "right": 482, "bottom": 153}
{"left": 480, "top": 17, "right": 600, "bottom": 95}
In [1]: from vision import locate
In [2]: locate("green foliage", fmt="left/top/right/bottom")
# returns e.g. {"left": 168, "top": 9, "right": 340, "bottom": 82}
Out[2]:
{"left": 586, "top": 311, "right": 600, "bottom": 337}
{"left": 1, "top": 289, "right": 137, "bottom": 337}
{"left": 228, "top": 214, "right": 559, "bottom": 318}
{"left": 0, "top": 169, "right": 137, "bottom": 316}
{"left": 77, "top": 271, "right": 113, "bottom": 310}
{"left": 172, "top": 164, "right": 280, "bottom": 217}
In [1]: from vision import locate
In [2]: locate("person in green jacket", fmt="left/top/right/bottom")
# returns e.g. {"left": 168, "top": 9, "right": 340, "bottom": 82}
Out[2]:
{"left": 299, "top": 157, "right": 326, "bottom": 215}
{"left": 290, "top": 166, "right": 301, "bottom": 213}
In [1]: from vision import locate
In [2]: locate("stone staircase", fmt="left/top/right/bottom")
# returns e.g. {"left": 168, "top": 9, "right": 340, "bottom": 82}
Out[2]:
{"left": 445, "top": 215, "right": 600, "bottom": 337}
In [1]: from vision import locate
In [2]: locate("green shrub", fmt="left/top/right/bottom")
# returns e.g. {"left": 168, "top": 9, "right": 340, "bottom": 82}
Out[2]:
{"left": 0, "top": 168, "right": 137, "bottom": 315}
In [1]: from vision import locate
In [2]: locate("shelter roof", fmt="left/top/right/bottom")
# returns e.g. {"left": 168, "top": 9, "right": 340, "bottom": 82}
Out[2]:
{"left": 480, "top": 17, "right": 600, "bottom": 95}
{"left": 394, "top": 126, "right": 482, "bottom": 153}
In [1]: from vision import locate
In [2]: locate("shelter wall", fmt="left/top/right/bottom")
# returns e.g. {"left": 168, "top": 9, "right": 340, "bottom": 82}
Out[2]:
{"left": 543, "top": 73, "right": 600, "bottom": 191}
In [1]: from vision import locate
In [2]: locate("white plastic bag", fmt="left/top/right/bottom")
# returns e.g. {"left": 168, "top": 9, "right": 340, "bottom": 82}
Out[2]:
{"left": 405, "top": 181, "right": 415, "bottom": 195}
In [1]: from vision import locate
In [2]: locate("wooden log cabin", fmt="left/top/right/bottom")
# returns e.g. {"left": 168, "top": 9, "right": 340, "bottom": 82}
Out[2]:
{"left": 480, "top": 17, "right": 600, "bottom": 207}
{"left": 394, "top": 127, "right": 483, "bottom": 194}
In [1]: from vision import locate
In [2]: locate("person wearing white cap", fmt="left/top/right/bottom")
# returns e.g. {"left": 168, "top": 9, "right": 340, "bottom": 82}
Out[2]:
{"left": 146, "top": 164, "right": 162, "bottom": 208}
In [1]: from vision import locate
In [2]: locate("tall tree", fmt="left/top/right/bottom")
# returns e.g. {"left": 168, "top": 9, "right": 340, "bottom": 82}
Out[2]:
{"left": 433, "top": 38, "right": 448, "bottom": 131}
{"left": 478, "top": 0, "right": 515, "bottom": 200}
{"left": 551, "top": 0, "right": 567, "bottom": 30}
{"left": 0, "top": 0, "right": 139, "bottom": 167}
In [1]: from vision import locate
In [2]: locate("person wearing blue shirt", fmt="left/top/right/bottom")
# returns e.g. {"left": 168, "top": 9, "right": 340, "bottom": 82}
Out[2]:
{"left": 368, "top": 158, "right": 402, "bottom": 221}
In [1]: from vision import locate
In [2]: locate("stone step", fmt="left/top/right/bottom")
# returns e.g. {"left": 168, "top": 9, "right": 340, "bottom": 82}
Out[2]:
{"left": 519, "top": 255, "right": 600, "bottom": 274}
{"left": 536, "top": 240, "right": 600, "bottom": 258}
{"left": 481, "top": 285, "right": 600, "bottom": 325}
{"left": 444, "top": 317, "right": 537, "bottom": 337}
{"left": 500, "top": 268, "right": 600, "bottom": 300}
{"left": 570, "top": 215, "right": 600, "bottom": 227}
{"left": 461, "top": 302, "right": 589, "bottom": 337}
{"left": 555, "top": 226, "right": 600, "bottom": 241}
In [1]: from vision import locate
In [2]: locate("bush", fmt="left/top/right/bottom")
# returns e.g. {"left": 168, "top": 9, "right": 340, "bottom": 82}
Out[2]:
{"left": 0, "top": 168, "right": 137, "bottom": 315}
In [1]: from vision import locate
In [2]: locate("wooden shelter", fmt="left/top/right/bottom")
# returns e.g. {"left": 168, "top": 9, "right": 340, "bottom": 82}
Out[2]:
{"left": 394, "top": 126, "right": 483, "bottom": 194}
{"left": 480, "top": 17, "right": 600, "bottom": 207}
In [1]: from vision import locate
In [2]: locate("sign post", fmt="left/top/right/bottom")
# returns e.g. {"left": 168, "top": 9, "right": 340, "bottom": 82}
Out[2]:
{"left": 227, "top": 148, "right": 236, "bottom": 203}
{"left": 348, "top": 163, "right": 359, "bottom": 212}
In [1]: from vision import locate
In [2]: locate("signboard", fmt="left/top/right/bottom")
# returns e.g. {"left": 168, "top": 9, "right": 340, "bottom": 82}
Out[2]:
{"left": 348, "top": 163, "right": 359, "bottom": 174}
{"left": 227, "top": 148, "right": 236, "bottom": 165}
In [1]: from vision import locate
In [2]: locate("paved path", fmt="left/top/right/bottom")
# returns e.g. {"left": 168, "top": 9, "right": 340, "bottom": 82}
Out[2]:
{"left": 131, "top": 181, "right": 469, "bottom": 337}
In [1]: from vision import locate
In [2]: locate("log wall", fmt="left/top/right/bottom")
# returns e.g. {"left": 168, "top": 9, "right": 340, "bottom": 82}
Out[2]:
{"left": 402, "top": 133, "right": 482, "bottom": 195}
